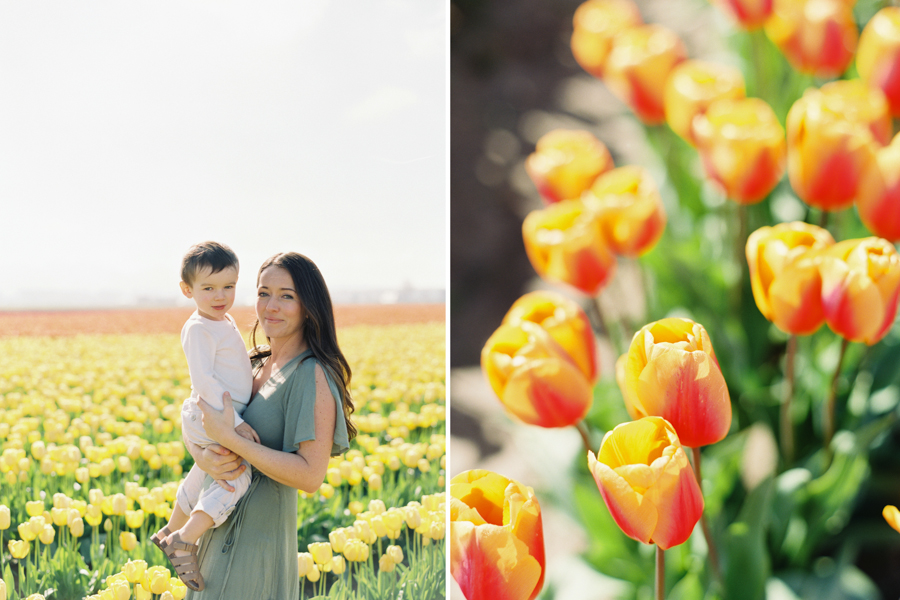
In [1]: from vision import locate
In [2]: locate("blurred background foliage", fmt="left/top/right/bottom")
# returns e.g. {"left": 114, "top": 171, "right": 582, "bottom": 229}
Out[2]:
{"left": 450, "top": 0, "right": 900, "bottom": 598}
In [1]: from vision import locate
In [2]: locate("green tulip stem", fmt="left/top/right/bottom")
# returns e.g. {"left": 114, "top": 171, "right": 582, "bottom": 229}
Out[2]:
{"left": 655, "top": 545, "right": 665, "bottom": 600}
{"left": 824, "top": 337, "right": 851, "bottom": 455}
{"left": 575, "top": 421, "right": 592, "bottom": 456}
{"left": 782, "top": 335, "right": 797, "bottom": 466}
{"left": 690, "top": 446, "right": 721, "bottom": 584}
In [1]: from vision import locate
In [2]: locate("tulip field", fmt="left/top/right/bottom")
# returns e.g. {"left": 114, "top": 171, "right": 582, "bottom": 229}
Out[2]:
{"left": 451, "top": 1, "right": 900, "bottom": 600}
{"left": 0, "top": 306, "right": 446, "bottom": 600}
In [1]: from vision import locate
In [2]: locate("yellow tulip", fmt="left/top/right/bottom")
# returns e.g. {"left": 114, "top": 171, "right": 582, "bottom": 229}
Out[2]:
{"left": 111, "top": 493, "right": 128, "bottom": 516}
{"left": 0, "top": 579, "right": 5, "bottom": 600}
{"left": 308, "top": 542, "right": 332, "bottom": 566}
{"left": 585, "top": 165, "right": 667, "bottom": 256}
{"left": 89, "top": 489, "right": 104, "bottom": 506}
{"left": 169, "top": 579, "right": 187, "bottom": 600}
{"left": 25, "top": 500, "right": 43, "bottom": 518}
{"left": 69, "top": 517, "right": 84, "bottom": 537}
{"left": 9, "top": 539, "right": 29, "bottom": 559}
{"left": 524, "top": 130, "right": 614, "bottom": 204}
{"left": 387, "top": 544, "right": 404, "bottom": 565}
{"left": 329, "top": 528, "right": 349, "bottom": 553}
{"left": 693, "top": 97, "right": 786, "bottom": 204}
{"left": 369, "top": 499, "right": 386, "bottom": 515}
{"left": 884, "top": 505, "right": 900, "bottom": 534}
{"left": 0, "top": 505, "right": 9, "bottom": 530}
{"left": 857, "top": 132, "right": 900, "bottom": 242}
{"left": 663, "top": 60, "right": 745, "bottom": 145}
{"left": 125, "top": 509, "right": 144, "bottom": 529}
{"left": 85, "top": 505, "right": 103, "bottom": 527}
{"left": 30, "top": 440, "right": 46, "bottom": 460}
{"left": 348, "top": 501, "right": 364, "bottom": 515}
{"left": 379, "top": 553, "right": 396, "bottom": 573}
{"left": 38, "top": 524, "right": 55, "bottom": 545}
{"left": 367, "top": 473, "right": 383, "bottom": 491}
{"left": 522, "top": 199, "right": 617, "bottom": 295}
{"left": 588, "top": 416, "right": 703, "bottom": 549}
{"left": 297, "top": 552, "right": 314, "bottom": 577}
{"left": 134, "top": 584, "right": 152, "bottom": 600}
{"left": 120, "top": 531, "right": 137, "bottom": 551}
{"left": 331, "top": 555, "right": 346, "bottom": 575}
{"left": 570, "top": 0, "right": 642, "bottom": 78}
{"left": 50, "top": 507, "right": 68, "bottom": 527}
{"left": 858, "top": 8, "right": 900, "bottom": 117}
{"left": 819, "top": 237, "right": 900, "bottom": 344}
{"left": 451, "top": 470, "right": 544, "bottom": 600}
{"left": 622, "top": 318, "right": 732, "bottom": 447}
{"left": 109, "top": 580, "right": 129, "bottom": 600}
{"left": 306, "top": 563, "right": 320, "bottom": 583}
{"left": 123, "top": 559, "right": 148, "bottom": 583}
{"left": 146, "top": 566, "right": 170, "bottom": 595}
{"left": 18, "top": 522, "right": 36, "bottom": 542}
{"left": 746, "top": 221, "right": 835, "bottom": 334}
{"left": 604, "top": 24, "right": 687, "bottom": 125}
{"left": 481, "top": 320, "right": 593, "bottom": 428}
{"left": 766, "top": 0, "right": 857, "bottom": 78}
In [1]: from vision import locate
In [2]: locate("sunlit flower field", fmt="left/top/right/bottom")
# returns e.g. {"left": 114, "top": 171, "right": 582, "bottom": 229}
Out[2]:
{"left": 0, "top": 306, "right": 446, "bottom": 600}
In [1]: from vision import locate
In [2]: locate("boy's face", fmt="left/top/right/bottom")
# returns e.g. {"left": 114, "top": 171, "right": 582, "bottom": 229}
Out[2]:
{"left": 180, "top": 266, "right": 238, "bottom": 321}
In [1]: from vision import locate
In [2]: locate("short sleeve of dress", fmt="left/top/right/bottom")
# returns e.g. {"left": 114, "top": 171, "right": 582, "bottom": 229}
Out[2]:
{"left": 281, "top": 358, "right": 350, "bottom": 457}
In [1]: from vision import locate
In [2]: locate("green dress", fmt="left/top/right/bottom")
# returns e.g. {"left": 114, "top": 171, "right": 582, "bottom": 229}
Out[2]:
{"left": 186, "top": 349, "right": 350, "bottom": 600}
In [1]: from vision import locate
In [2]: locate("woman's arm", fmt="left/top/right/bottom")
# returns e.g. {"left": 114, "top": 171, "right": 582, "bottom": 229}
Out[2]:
{"left": 183, "top": 436, "right": 247, "bottom": 493}
{"left": 199, "top": 364, "right": 338, "bottom": 494}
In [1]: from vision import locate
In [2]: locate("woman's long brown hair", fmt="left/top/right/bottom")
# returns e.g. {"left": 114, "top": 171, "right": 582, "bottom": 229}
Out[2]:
{"left": 249, "top": 252, "right": 357, "bottom": 441}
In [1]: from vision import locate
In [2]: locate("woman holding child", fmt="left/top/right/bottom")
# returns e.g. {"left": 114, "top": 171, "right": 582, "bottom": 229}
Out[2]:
{"left": 165, "top": 249, "right": 355, "bottom": 599}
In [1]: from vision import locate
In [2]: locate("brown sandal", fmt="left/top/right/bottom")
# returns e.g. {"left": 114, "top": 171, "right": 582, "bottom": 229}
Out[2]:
{"left": 162, "top": 532, "right": 205, "bottom": 592}
{"left": 150, "top": 526, "right": 171, "bottom": 552}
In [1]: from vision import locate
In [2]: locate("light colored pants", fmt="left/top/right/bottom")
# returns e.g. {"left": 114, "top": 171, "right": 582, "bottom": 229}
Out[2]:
{"left": 178, "top": 401, "right": 251, "bottom": 527}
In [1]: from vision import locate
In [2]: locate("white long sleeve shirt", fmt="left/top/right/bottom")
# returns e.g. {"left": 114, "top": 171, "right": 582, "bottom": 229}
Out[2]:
{"left": 181, "top": 311, "right": 253, "bottom": 426}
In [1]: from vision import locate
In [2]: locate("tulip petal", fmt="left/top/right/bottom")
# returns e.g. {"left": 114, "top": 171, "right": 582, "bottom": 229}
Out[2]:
{"left": 588, "top": 451, "right": 658, "bottom": 544}
{"left": 884, "top": 505, "right": 900, "bottom": 534}
{"left": 451, "top": 522, "right": 542, "bottom": 600}
{"left": 502, "top": 358, "right": 593, "bottom": 427}
{"left": 645, "top": 451, "right": 704, "bottom": 549}
{"left": 821, "top": 257, "right": 886, "bottom": 343}
{"left": 635, "top": 347, "right": 731, "bottom": 447}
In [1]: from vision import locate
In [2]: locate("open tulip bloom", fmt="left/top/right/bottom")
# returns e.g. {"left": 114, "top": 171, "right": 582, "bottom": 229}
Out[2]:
{"left": 588, "top": 417, "right": 704, "bottom": 550}
{"left": 450, "top": 470, "right": 545, "bottom": 600}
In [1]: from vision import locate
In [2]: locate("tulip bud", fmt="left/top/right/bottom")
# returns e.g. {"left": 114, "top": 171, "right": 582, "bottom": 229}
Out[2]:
{"left": 123, "top": 559, "right": 148, "bottom": 583}
{"left": 147, "top": 565, "right": 170, "bottom": 595}
{"left": 367, "top": 473, "right": 383, "bottom": 491}
{"left": 885, "top": 505, "right": 900, "bottom": 534}
{"left": 622, "top": 318, "right": 732, "bottom": 447}
{"left": 819, "top": 237, "right": 900, "bottom": 344}
{"left": 693, "top": 97, "right": 786, "bottom": 204}
{"left": 111, "top": 493, "right": 128, "bottom": 516}
{"left": 379, "top": 553, "right": 396, "bottom": 573}
{"left": 329, "top": 528, "right": 349, "bottom": 554}
{"left": 857, "top": 133, "right": 900, "bottom": 242}
{"left": 604, "top": 24, "right": 687, "bottom": 124}
{"left": 0, "top": 505, "right": 9, "bottom": 530}
{"left": 30, "top": 441, "right": 46, "bottom": 461}
{"left": 481, "top": 320, "right": 593, "bottom": 428}
{"left": 709, "top": 0, "right": 773, "bottom": 29}
{"left": 570, "top": 0, "right": 643, "bottom": 78}
{"left": 348, "top": 500, "right": 364, "bottom": 515}
{"left": 746, "top": 221, "right": 835, "bottom": 334}
{"left": 119, "top": 531, "right": 137, "bottom": 551}
{"left": 306, "top": 563, "right": 320, "bottom": 583}
{"left": 585, "top": 165, "right": 667, "bottom": 256}
{"left": 8, "top": 539, "right": 29, "bottom": 559}
{"left": 18, "top": 522, "right": 36, "bottom": 542}
{"left": 89, "top": 489, "right": 104, "bottom": 506}
{"left": 387, "top": 544, "right": 404, "bottom": 565}
{"left": 85, "top": 505, "right": 103, "bottom": 527}
{"left": 663, "top": 60, "right": 745, "bottom": 145}
{"left": 308, "top": 541, "right": 332, "bottom": 566}
{"left": 588, "top": 417, "right": 703, "bottom": 549}
{"left": 38, "top": 524, "right": 55, "bottom": 545}
{"left": 450, "top": 470, "right": 544, "bottom": 600}
{"left": 69, "top": 517, "right": 84, "bottom": 538}
{"left": 25, "top": 501, "right": 43, "bottom": 518}
{"left": 858, "top": 8, "right": 900, "bottom": 117}
{"left": 331, "top": 555, "right": 346, "bottom": 575}
{"left": 786, "top": 82, "right": 883, "bottom": 211}
{"left": 297, "top": 552, "right": 314, "bottom": 577}
{"left": 523, "top": 199, "right": 616, "bottom": 295}
{"left": 125, "top": 509, "right": 144, "bottom": 529}
{"left": 0, "top": 579, "right": 5, "bottom": 600}
{"left": 765, "top": 0, "right": 857, "bottom": 78}
{"left": 51, "top": 507, "right": 69, "bottom": 527}
{"left": 524, "top": 130, "right": 613, "bottom": 204}
{"left": 317, "top": 483, "right": 334, "bottom": 499}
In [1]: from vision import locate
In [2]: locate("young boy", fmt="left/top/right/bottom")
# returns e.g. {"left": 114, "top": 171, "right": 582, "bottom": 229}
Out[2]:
{"left": 152, "top": 241, "right": 256, "bottom": 592}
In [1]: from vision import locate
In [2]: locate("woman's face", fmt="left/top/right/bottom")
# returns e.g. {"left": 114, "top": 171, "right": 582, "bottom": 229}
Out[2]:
{"left": 256, "top": 266, "right": 306, "bottom": 342}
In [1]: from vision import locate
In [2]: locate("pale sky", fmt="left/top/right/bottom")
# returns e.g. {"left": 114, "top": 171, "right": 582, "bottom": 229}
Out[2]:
{"left": 0, "top": 1, "right": 446, "bottom": 308}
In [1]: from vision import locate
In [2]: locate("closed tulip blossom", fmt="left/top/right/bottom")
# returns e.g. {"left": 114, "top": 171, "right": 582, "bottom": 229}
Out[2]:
{"left": 857, "top": 8, "right": 900, "bottom": 117}
{"left": 522, "top": 199, "right": 617, "bottom": 295}
{"left": 746, "top": 222, "right": 835, "bottom": 334}
{"left": 819, "top": 237, "right": 900, "bottom": 345}
{"left": 481, "top": 320, "right": 593, "bottom": 428}
{"left": 765, "top": 0, "right": 858, "bottom": 78}
{"left": 502, "top": 290, "right": 597, "bottom": 383}
{"left": 622, "top": 318, "right": 731, "bottom": 448}
{"left": 857, "top": 133, "right": 900, "bottom": 241}
{"left": 570, "top": 0, "right": 643, "bottom": 78}
{"left": 786, "top": 83, "right": 883, "bottom": 211}
{"left": 884, "top": 505, "right": 900, "bottom": 534}
{"left": 604, "top": 24, "right": 687, "bottom": 125}
{"left": 693, "top": 97, "right": 786, "bottom": 204}
{"left": 525, "top": 130, "right": 614, "bottom": 204}
{"left": 709, "top": 0, "right": 773, "bottom": 29}
{"left": 450, "top": 470, "right": 544, "bottom": 600}
{"left": 584, "top": 165, "right": 667, "bottom": 256}
{"left": 663, "top": 60, "right": 745, "bottom": 145}
{"left": 588, "top": 417, "right": 704, "bottom": 549}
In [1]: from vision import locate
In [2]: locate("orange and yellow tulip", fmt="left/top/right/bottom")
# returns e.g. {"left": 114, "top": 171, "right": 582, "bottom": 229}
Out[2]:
{"left": 663, "top": 60, "right": 745, "bottom": 145}
{"left": 450, "top": 470, "right": 544, "bottom": 600}
{"left": 884, "top": 505, "right": 900, "bottom": 534}
{"left": 584, "top": 166, "right": 666, "bottom": 256}
{"left": 857, "top": 8, "right": 900, "bottom": 117}
{"left": 621, "top": 318, "right": 731, "bottom": 448}
{"left": 522, "top": 199, "right": 617, "bottom": 295}
{"left": 587, "top": 417, "right": 703, "bottom": 549}
{"left": 765, "top": 0, "right": 858, "bottom": 78}
{"left": 525, "top": 130, "right": 614, "bottom": 204}
{"left": 819, "top": 237, "right": 900, "bottom": 345}
{"left": 481, "top": 320, "right": 593, "bottom": 428}
{"left": 746, "top": 222, "right": 835, "bottom": 334}
{"left": 604, "top": 24, "right": 687, "bottom": 125}
{"left": 786, "top": 83, "right": 883, "bottom": 211}
{"left": 693, "top": 97, "right": 786, "bottom": 204}
{"left": 571, "top": 0, "right": 643, "bottom": 79}
{"left": 858, "top": 133, "right": 900, "bottom": 242}
{"left": 502, "top": 291, "right": 597, "bottom": 383}
{"left": 709, "top": 0, "right": 773, "bottom": 29}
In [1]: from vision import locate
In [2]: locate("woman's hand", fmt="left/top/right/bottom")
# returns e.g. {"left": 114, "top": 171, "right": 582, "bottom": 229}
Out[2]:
{"left": 183, "top": 437, "right": 247, "bottom": 492}
{"left": 198, "top": 392, "right": 240, "bottom": 448}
